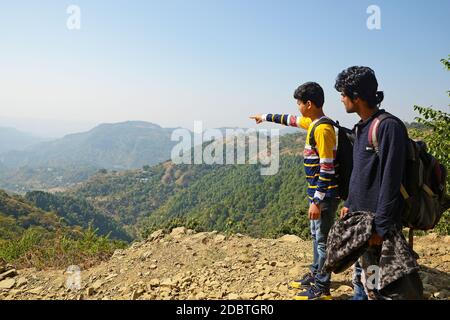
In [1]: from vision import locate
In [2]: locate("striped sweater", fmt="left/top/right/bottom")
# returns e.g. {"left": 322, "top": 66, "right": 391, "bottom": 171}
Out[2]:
{"left": 262, "top": 114, "right": 339, "bottom": 203}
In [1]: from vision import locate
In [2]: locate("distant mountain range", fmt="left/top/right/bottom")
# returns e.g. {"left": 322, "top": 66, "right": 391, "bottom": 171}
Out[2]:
{"left": 0, "top": 127, "right": 46, "bottom": 154}
{"left": 0, "top": 121, "right": 181, "bottom": 170}
{"left": 0, "top": 121, "right": 301, "bottom": 193}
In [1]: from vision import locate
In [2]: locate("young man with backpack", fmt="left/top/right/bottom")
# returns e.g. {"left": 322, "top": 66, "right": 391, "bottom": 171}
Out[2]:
{"left": 335, "top": 66, "right": 424, "bottom": 299}
{"left": 250, "top": 82, "right": 339, "bottom": 300}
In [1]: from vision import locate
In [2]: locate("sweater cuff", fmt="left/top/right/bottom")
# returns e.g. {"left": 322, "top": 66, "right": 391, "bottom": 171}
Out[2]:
{"left": 344, "top": 199, "right": 351, "bottom": 209}
{"left": 374, "top": 223, "right": 387, "bottom": 239}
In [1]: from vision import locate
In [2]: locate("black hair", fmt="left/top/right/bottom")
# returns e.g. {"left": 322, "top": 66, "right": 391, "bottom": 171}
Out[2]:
{"left": 334, "top": 66, "right": 384, "bottom": 108}
{"left": 293, "top": 82, "right": 324, "bottom": 108}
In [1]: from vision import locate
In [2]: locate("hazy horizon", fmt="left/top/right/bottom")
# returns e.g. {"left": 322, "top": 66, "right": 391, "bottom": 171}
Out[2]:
{"left": 0, "top": 116, "right": 301, "bottom": 139}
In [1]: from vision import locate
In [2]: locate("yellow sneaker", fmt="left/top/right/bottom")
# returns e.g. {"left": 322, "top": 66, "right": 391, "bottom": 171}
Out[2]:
{"left": 288, "top": 272, "right": 315, "bottom": 290}
{"left": 293, "top": 285, "right": 332, "bottom": 300}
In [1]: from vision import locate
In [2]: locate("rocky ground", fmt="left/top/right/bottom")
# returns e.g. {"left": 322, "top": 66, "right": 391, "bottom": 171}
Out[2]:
{"left": 0, "top": 228, "right": 449, "bottom": 300}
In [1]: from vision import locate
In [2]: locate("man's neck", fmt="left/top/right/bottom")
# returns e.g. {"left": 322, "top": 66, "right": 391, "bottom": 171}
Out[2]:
{"left": 358, "top": 106, "right": 379, "bottom": 122}
{"left": 309, "top": 110, "right": 325, "bottom": 122}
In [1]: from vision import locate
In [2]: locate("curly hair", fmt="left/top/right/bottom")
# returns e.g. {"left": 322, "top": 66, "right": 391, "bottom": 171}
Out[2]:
{"left": 293, "top": 82, "right": 324, "bottom": 108}
{"left": 335, "top": 66, "right": 384, "bottom": 108}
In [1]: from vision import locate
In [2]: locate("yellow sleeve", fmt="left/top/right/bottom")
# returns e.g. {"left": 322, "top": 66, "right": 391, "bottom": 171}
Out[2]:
{"left": 298, "top": 117, "right": 312, "bottom": 130}
{"left": 314, "top": 124, "right": 336, "bottom": 160}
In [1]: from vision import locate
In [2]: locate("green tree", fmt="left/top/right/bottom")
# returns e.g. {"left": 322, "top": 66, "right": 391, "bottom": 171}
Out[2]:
{"left": 413, "top": 56, "right": 450, "bottom": 235}
{"left": 413, "top": 56, "right": 450, "bottom": 182}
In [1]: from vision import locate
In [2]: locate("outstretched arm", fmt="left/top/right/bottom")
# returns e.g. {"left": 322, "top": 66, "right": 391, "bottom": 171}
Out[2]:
{"left": 250, "top": 114, "right": 311, "bottom": 129}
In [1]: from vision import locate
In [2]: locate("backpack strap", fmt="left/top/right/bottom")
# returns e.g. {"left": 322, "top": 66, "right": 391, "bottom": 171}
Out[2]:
{"left": 309, "top": 117, "right": 337, "bottom": 149}
{"left": 368, "top": 112, "right": 411, "bottom": 200}
{"left": 367, "top": 112, "right": 394, "bottom": 153}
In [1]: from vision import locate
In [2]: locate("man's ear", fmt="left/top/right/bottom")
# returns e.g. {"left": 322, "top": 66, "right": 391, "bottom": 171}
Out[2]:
{"left": 351, "top": 96, "right": 360, "bottom": 106}
{"left": 352, "top": 92, "right": 361, "bottom": 105}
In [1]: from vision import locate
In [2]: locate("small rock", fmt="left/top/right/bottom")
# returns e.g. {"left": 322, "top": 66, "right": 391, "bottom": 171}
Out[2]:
{"left": 140, "top": 251, "right": 152, "bottom": 260}
{"left": 425, "top": 233, "right": 438, "bottom": 240}
{"left": 433, "top": 290, "right": 449, "bottom": 299}
{"left": 16, "top": 277, "right": 28, "bottom": 288}
{"left": 196, "top": 292, "right": 207, "bottom": 300}
{"left": 336, "top": 285, "right": 353, "bottom": 292}
{"left": 279, "top": 235, "right": 302, "bottom": 243}
{"left": 130, "top": 242, "right": 143, "bottom": 250}
{"left": 160, "top": 278, "right": 176, "bottom": 288}
{"left": 228, "top": 293, "right": 240, "bottom": 300}
{"left": 149, "top": 265, "right": 157, "bottom": 270}
{"left": 170, "top": 227, "right": 187, "bottom": 238}
{"left": 0, "top": 269, "right": 17, "bottom": 281}
{"left": 149, "top": 229, "right": 165, "bottom": 241}
{"left": 269, "top": 261, "right": 277, "bottom": 267}
{"left": 92, "top": 280, "right": 103, "bottom": 291}
{"left": 238, "top": 255, "right": 251, "bottom": 263}
{"left": 112, "top": 249, "right": 125, "bottom": 259}
{"left": 142, "top": 292, "right": 157, "bottom": 299}
{"left": 443, "top": 235, "right": 450, "bottom": 244}
{"left": 0, "top": 278, "right": 15, "bottom": 290}
{"left": 132, "top": 289, "right": 144, "bottom": 300}
{"left": 28, "top": 286, "right": 44, "bottom": 295}
{"left": 86, "top": 287, "right": 95, "bottom": 296}
{"left": 211, "top": 291, "right": 225, "bottom": 299}
{"left": 256, "top": 265, "right": 265, "bottom": 271}
{"left": 104, "top": 273, "right": 118, "bottom": 281}
{"left": 241, "top": 292, "right": 258, "bottom": 300}
{"left": 214, "top": 235, "right": 226, "bottom": 243}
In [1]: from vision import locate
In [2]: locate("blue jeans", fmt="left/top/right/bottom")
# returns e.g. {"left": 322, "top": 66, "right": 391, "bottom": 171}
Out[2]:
{"left": 309, "top": 198, "right": 339, "bottom": 291}
{"left": 351, "top": 261, "right": 368, "bottom": 300}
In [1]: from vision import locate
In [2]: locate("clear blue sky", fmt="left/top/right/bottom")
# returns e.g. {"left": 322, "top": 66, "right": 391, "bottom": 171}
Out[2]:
{"left": 0, "top": 0, "right": 449, "bottom": 136}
